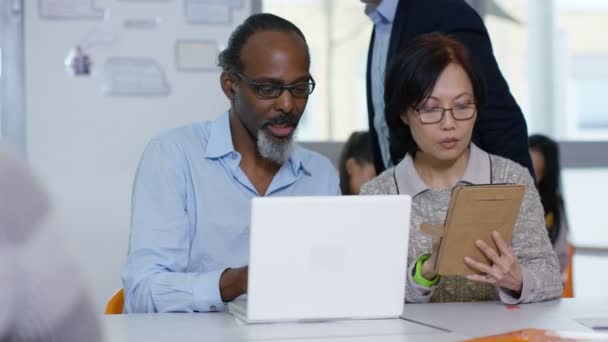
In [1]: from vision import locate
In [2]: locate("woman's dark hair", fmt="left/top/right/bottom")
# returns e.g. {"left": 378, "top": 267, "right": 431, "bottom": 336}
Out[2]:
{"left": 529, "top": 134, "right": 563, "bottom": 244}
{"left": 218, "top": 13, "right": 307, "bottom": 74}
{"left": 384, "top": 32, "right": 486, "bottom": 164}
{"left": 339, "top": 131, "right": 373, "bottom": 195}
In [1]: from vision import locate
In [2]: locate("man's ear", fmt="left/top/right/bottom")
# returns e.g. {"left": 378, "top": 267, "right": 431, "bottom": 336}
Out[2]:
{"left": 220, "top": 72, "right": 236, "bottom": 100}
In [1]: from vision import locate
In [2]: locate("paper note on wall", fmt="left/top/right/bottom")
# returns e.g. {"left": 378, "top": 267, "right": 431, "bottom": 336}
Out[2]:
{"left": 103, "top": 58, "right": 171, "bottom": 97}
{"left": 124, "top": 18, "right": 161, "bottom": 30}
{"left": 184, "top": 0, "right": 243, "bottom": 25}
{"left": 175, "top": 40, "right": 219, "bottom": 72}
{"left": 39, "top": 0, "right": 105, "bottom": 19}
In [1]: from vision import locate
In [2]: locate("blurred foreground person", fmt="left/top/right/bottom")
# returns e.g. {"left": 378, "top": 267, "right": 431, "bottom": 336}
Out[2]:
{"left": 0, "top": 145, "right": 101, "bottom": 342}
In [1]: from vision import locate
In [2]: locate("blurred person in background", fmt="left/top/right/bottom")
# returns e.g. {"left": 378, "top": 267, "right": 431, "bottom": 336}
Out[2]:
{"left": 339, "top": 131, "right": 376, "bottom": 195}
{"left": 529, "top": 134, "right": 570, "bottom": 273}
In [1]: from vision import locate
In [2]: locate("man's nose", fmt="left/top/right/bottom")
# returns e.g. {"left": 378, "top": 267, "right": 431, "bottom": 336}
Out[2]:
{"left": 274, "top": 89, "right": 295, "bottom": 113}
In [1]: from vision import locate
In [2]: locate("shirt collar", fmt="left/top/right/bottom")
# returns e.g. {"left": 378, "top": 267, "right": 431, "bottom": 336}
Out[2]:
{"left": 204, "top": 111, "right": 309, "bottom": 177}
{"left": 461, "top": 143, "right": 492, "bottom": 185}
{"left": 394, "top": 143, "right": 492, "bottom": 197}
{"left": 288, "top": 146, "right": 308, "bottom": 177}
{"left": 204, "top": 111, "right": 235, "bottom": 159}
{"left": 365, "top": 0, "right": 399, "bottom": 25}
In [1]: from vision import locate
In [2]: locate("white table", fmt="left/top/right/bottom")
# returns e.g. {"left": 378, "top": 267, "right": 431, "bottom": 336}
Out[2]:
{"left": 400, "top": 297, "right": 608, "bottom": 339}
{"left": 103, "top": 298, "right": 608, "bottom": 341}
{"left": 102, "top": 313, "right": 462, "bottom": 342}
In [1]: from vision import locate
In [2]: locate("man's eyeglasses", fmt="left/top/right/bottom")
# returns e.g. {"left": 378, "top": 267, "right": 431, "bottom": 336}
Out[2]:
{"left": 236, "top": 73, "right": 316, "bottom": 99}
{"left": 410, "top": 103, "right": 477, "bottom": 124}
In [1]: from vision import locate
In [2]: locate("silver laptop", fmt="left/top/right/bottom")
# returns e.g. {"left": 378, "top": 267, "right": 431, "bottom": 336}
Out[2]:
{"left": 228, "top": 195, "right": 411, "bottom": 323}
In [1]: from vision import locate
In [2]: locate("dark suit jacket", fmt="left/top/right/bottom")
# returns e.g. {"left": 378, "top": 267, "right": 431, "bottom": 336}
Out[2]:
{"left": 366, "top": 0, "right": 534, "bottom": 177}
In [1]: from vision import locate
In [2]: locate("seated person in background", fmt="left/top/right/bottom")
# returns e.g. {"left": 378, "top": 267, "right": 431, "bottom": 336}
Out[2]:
{"left": 360, "top": 33, "right": 562, "bottom": 304}
{"left": 529, "top": 134, "right": 570, "bottom": 273}
{"left": 0, "top": 145, "right": 101, "bottom": 341}
{"left": 122, "top": 13, "right": 340, "bottom": 313}
{"left": 339, "top": 131, "right": 376, "bottom": 195}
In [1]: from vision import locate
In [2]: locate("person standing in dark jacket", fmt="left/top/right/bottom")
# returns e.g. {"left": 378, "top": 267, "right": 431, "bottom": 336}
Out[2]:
{"left": 362, "top": 0, "right": 534, "bottom": 177}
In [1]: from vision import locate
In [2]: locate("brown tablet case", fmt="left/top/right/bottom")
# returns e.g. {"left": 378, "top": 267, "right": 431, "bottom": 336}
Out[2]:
{"left": 421, "top": 184, "right": 526, "bottom": 276}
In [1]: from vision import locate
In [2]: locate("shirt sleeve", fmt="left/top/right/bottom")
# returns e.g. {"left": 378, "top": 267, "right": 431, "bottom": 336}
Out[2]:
{"left": 122, "top": 139, "right": 226, "bottom": 313}
{"left": 497, "top": 267, "right": 536, "bottom": 305}
{"left": 329, "top": 164, "right": 341, "bottom": 195}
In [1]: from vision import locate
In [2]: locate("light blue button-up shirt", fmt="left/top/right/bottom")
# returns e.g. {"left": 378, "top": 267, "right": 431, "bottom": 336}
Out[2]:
{"left": 366, "top": 0, "right": 399, "bottom": 169}
{"left": 123, "top": 111, "right": 340, "bottom": 313}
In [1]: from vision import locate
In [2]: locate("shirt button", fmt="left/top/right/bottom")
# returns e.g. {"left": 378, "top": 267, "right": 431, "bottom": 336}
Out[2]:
{"left": 210, "top": 305, "right": 216, "bottom": 311}
{"left": 231, "top": 153, "right": 237, "bottom": 160}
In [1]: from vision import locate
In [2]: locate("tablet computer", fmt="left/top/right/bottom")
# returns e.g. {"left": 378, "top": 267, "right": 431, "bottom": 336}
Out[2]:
{"left": 433, "top": 184, "right": 526, "bottom": 276}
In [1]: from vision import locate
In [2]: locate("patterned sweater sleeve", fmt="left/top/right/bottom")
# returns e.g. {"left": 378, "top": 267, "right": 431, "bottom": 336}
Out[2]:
{"left": 498, "top": 159, "right": 563, "bottom": 304}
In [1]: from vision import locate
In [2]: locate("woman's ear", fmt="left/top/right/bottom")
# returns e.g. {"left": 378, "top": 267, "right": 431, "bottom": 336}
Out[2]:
{"left": 400, "top": 110, "right": 410, "bottom": 126}
{"left": 345, "top": 157, "right": 358, "bottom": 177}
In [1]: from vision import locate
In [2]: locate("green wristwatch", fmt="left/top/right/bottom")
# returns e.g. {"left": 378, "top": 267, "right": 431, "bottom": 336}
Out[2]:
{"left": 413, "top": 254, "right": 441, "bottom": 287}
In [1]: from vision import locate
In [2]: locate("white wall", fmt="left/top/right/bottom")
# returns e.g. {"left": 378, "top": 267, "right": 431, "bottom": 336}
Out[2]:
{"left": 25, "top": 1, "right": 253, "bottom": 310}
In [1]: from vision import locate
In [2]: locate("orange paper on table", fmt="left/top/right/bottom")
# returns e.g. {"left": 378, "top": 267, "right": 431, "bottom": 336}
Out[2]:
{"left": 464, "top": 328, "right": 551, "bottom": 341}
{"left": 464, "top": 328, "right": 608, "bottom": 341}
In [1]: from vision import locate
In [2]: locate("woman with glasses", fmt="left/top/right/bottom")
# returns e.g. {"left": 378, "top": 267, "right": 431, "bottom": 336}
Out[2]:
{"left": 360, "top": 33, "right": 562, "bottom": 304}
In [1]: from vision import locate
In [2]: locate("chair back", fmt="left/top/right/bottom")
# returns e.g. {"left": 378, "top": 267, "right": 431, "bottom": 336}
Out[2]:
{"left": 105, "top": 288, "right": 124, "bottom": 314}
{"left": 562, "top": 244, "right": 574, "bottom": 298}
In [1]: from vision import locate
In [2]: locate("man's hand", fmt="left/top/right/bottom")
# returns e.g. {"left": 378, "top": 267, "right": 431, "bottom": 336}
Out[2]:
{"left": 219, "top": 266, "right": 248, "bottom": 302}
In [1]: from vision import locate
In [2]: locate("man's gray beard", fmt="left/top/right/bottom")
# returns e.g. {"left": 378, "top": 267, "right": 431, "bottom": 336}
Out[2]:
{"left": 257, "top": 128, "right": 294, "bottom": 164}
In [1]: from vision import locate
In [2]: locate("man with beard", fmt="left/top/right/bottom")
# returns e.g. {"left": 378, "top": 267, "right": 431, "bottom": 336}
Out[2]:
{"left": 123, "top": 13, "right": 340, "bottom": 313}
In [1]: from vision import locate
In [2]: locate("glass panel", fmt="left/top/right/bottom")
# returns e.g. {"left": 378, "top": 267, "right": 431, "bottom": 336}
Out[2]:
{"left": 561, "top": 168, "right": 608, "bottom": 247}
{"left": 486, "top": 0, "right": 608, "bottom": 140}
{"left": 574, "top": 78, "right": 608, "bottom": 129}
{"left": 573, "top": 254, "right": 608, "bottom": 298}
{"left": 543, "top": 166, "right": 608, "bottom": 298}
